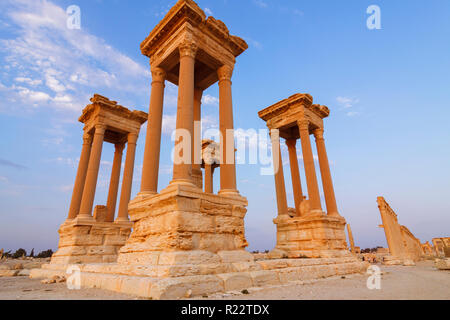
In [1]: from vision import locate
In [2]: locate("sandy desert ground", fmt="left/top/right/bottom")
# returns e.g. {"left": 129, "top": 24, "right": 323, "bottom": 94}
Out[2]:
{"left": 0, "top": 260, "right": 448, "bottom": 300}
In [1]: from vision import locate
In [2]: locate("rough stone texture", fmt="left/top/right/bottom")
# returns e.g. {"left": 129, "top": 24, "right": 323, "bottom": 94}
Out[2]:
{"left": 377, "top": 197, "right": 424, "bottom": 264}
{"left": 51, "top": 220, "right": 131, "bottom": 264}
{"left": 435, "top": 258, "right": 450, "bottom": 270}
{"left": 272, "top": 214, "right": 351, "bottom": 258}
{"left": 118, "top": 183, "right": 248, "bottom": 264}
{"left": 30, "top": 256, "right": 368, "bottom": 300}
{"left": 432, "top": 238, "right": 450, "bottom": 258}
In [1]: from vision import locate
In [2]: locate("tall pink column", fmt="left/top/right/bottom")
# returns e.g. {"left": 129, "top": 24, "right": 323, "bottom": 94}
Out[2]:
{"left": 192, "top": 88, "right": 203, "bottom": 188}
{"left": 204, "top": 164, "right": 214, "bottom": 194}
{"left": 78, "top": 124, "right": 106, "bottom": 220}
{"left": 171, "top": 42, "right": 197, "bottom": 185}
{"left": 106, "top": 143, "right": 125, "bottom": 222}
{"left": 286, "top": 139, "right": 304, "bottom": 216}
{"left": 298, "top": 120, "right": 322, "bottom": 213}
{"left": 218, "top": 65, "right": 237, "bottom": 195}
{"left": 271, "top": 132, "right": 288, "bottom": 216}
{"left": 314, "top": 128, "right": 340, "bottom": 217}
{"left": 140, "top": 67, "right": 166, "bottom": 195}
{"left": 117, "top": 133, "right": 138, "bottom": 222}
{"left": 67, "top": 133, "right": 92, "bottom": 220}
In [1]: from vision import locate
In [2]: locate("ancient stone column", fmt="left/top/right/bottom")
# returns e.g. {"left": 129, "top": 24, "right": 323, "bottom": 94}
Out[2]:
{"left": 78, "top": 124, "right": 106, "bottom": 219}
{"left": 67, "top": 133, "right": 93, "bottom": 220}
{"left": 347, "top": 224, "right": 356, "bottom": 253}
{"left": 192, "top": 88, "right": 203, "bottom": 188}
{"left": 117, "top": 133, "right": 138, "bottom": 222}
{"left": 172, "top": 42, "right": 197, "bottom": 185}
{"left": 314, "top": 128, "right": 339, "bottom": 217}
{"left": 218, "top": 65, "right": 237, "bottom": 195}
{"left": 298, "top": 120, "right": 322, "bottom": 213}
{"left": 140, "top": 67, "right": 166, "bottom": 195}
{"left": 286, "top": 139, "right": 304, "bottom": 216}
{"left": 106, "top": 143, "right": 125, "bottom": 222}
{"left": 204, "top": 164, "right": 214, "bottom": 194}
{"left": 271, "top": 133, "right": 288, "bottom": 216}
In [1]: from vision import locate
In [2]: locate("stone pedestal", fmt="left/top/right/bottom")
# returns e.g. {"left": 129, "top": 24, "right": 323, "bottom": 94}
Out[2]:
{"left": 118, "top": 183, "right": 248, "bottom": 265}
{"left": 273, "top": 214, "right": 351, "bottom": 259}
{"left": 51, "top": 218, "right": 132, "bottom": 265}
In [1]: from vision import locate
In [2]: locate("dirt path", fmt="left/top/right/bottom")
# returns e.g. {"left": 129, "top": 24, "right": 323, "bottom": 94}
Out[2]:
{"left": 0, "top": 261, "right": 448, "bottom": 300}
{"left": 201, "top": 261, "right": 450, "bottom": 300}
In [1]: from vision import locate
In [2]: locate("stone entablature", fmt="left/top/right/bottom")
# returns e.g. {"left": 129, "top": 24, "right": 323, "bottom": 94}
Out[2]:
{"left": 140, "top": 0, "right": 247, "bottom": 91}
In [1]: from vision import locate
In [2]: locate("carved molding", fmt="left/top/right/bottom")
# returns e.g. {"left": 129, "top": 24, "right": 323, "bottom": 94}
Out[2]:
{"left": 151, "top": 67, "right": 167, "bottom": 83}
{"left": 217, "top": 65, "right": 234, "bottom": 82}
{"left": 179, "top": 41, "right": 198, "bottom": 58}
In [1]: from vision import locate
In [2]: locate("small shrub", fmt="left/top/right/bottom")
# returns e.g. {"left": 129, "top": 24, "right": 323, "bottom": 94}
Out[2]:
{"left": 36, "top": 249, "right": 54, "bottom": 258}
{"left": 241, "top": 289, "right": 250, "bottom": 295}
{"left": 12, "top": 248, "right": 27, "bottom": 259}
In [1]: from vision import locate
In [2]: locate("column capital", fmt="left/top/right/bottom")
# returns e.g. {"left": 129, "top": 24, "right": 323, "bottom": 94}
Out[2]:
{"left": 82, "top": 133, "right": 93, "bottom": 145}
{"left": 285, "top": 139, "right": 297, "bottom": 148}
{"left": 217, "top": 65, "right": 234, "bottom": 82}
{"left": 150, "top": 66, "right": 166, "bottom": 84}
{"left": 179, "top": 41, "right": 198, "bottom": 59}
{"left": 127, "top": 132, "right": 139, "bottom": 145}
{"left": 298, "top": 119, "right": 310, "bottom": 131}
{"left": 95, "top": 124, "right": 107, "bottom": 135}
{"left": 313, "top": 128, "right": 325, "bottom": 140}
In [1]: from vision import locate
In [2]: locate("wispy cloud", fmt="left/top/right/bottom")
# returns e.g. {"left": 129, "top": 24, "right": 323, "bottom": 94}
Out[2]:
{"left": 204, "top": 8, "right": 213, "bottom": 16}
{"left": 202, "top": 94, "right": 219, "bottom": 106}
{"left": 0, "top": 158, "right": 27, "bottom": 170}
{"left": 336, "top": 96, "right": 359, "bottom": 109}
{"left": 0, "top": 0, "right": 149, "bottom": 114}
{"left": 253, "top": 0, "right": 268, "bottom": 9}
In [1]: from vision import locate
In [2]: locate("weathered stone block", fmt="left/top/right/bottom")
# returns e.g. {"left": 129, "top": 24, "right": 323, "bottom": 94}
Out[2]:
{"left": 217, "top": 272, "right": 253, "bottom": 291}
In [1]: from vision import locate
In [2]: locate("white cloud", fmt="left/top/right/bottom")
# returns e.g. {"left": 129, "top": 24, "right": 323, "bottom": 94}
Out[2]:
{"left": 0, "top": 0, "right": 150, "bottom": 114}
{"left": 202, "top": 94, "right": 219, "bottom": 106}
{"left": 0, "top": 176, "right": 8, "bottom": 183}
{"left": 253, "top": 0, "right": 268, "bottom": 8}
{"left": 204, "top": 8, "right": 213, "bottom": 16}
{"left": 162, "top": 114, "right": 177, "bottom": 135}
{"left": 346, "top": 111, "right": 360, "bottom": 117}
{"left": 336, "top": 96, "right": 359, "bottom": 109}
{"left": 14, "top": 77, "right": 42, "bottom": 86}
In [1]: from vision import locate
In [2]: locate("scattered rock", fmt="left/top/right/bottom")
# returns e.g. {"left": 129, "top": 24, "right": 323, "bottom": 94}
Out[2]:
{"left": 41, "top": 278, "right": 58, "bottom": 284}
{"left": 0, "top": 270, "right": 19, "bottom": 277}
{"left": 18, "top": 269, "right": 30, "bottom": 277}
{"left": 435, "top": 258, "right": 450, "bottom": 270}
{"left": 185, "top": 289, "right": 193, "bottom": 298}
{"left": 13, "top": 263, "right": 24, "bottom": 270}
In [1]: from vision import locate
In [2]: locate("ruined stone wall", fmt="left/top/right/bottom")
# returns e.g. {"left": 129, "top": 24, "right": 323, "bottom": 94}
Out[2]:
{"left": 377, "top": 197, "right": 406, "bottom": 259}
{"left": 400, "top": 226, "right": 423, "bottom": 261}
{"left": 377, "top": 197, "right": 423, "bottom": 262}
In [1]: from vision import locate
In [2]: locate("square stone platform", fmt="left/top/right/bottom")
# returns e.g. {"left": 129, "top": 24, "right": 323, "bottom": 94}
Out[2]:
{"left": 50, "top": 217, "right": 132, "bottom": 265}
{"left": 30, "top": 253, "right": 368, "bottom": 300}
{"left": 273, "top": 214, "right": 352, "bottom": 259}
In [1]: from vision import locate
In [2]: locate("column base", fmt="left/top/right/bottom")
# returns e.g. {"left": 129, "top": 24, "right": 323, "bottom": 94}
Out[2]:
{"left": 218, "top": 189, "right": 241, "bottom": 198}
{"left": 49, "top": 219, "right": 132, "bottom": 265}
{"left": 273, "top": 214, "right": 351, "bottom": 258}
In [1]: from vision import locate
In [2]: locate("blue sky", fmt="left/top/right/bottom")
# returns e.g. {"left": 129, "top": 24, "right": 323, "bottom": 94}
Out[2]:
{"left": 0, "top": 0, "right": 449, "bottom": 253}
